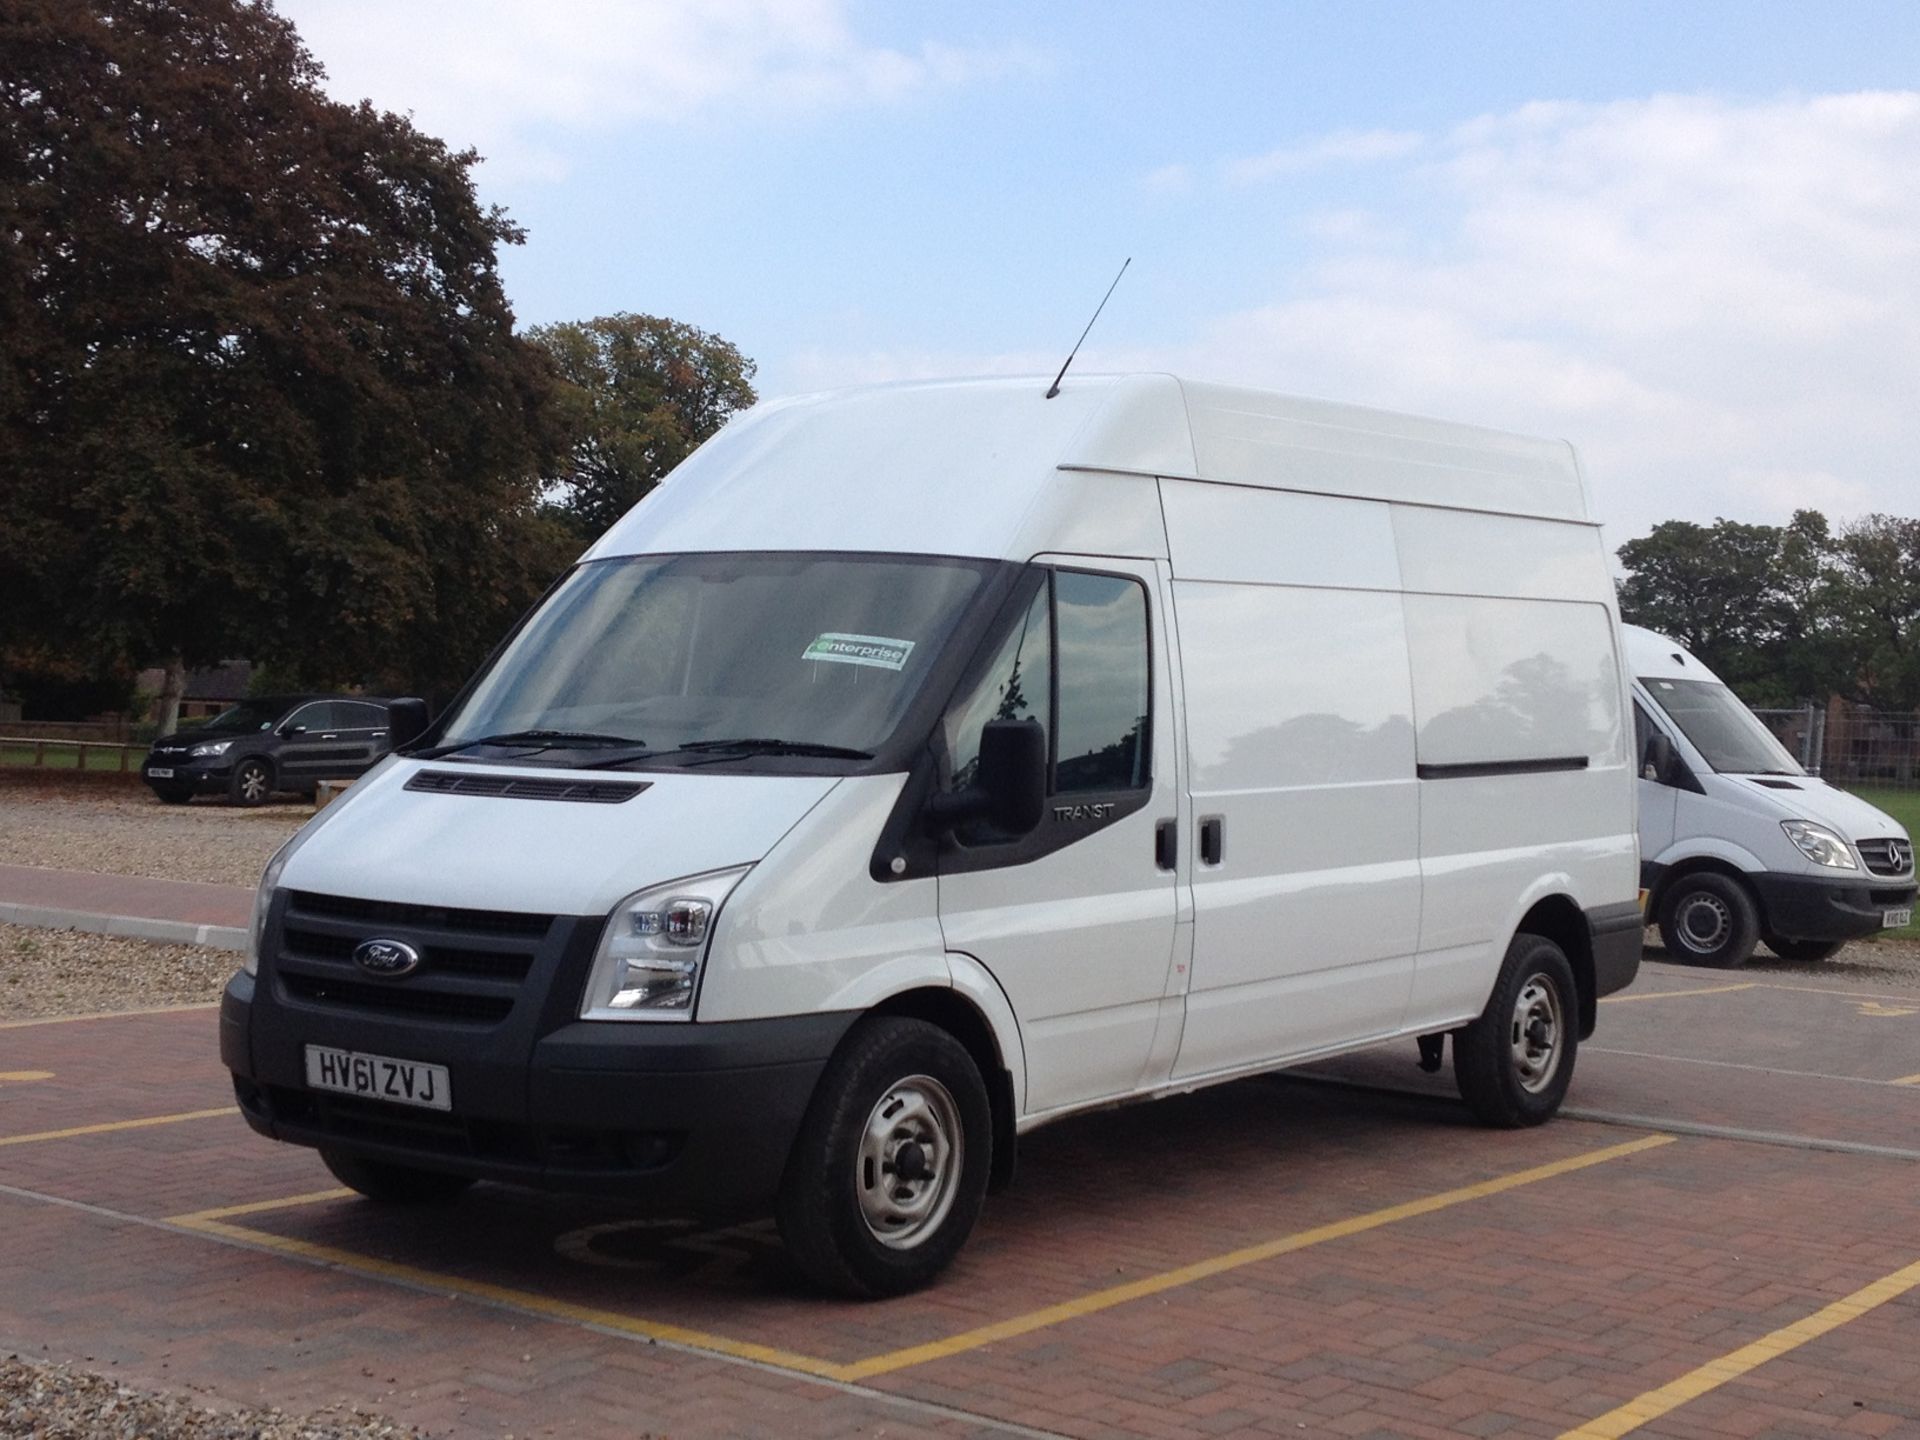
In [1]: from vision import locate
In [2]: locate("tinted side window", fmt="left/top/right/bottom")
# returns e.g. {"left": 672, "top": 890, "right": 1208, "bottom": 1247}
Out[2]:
{"left": 342, "top": 702, "right": 387, "bottom": 730}
{"left": 1054, "top": 572, "right": 1150, "bottom": 794}
{"left": 284, "top": 703, "right": 332, "bottom": 732}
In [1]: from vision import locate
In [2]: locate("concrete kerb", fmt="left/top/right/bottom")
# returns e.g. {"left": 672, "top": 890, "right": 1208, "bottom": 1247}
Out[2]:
{"left": 0, "top": 901, "right": 246, "bottom": 952}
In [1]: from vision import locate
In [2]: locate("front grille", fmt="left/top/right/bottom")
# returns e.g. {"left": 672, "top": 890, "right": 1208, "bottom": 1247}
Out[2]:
{"left": 273, "top": 890, "right": 556, "bottom": 1026}
{"left": 406, "top": 770, "right": 648, "bottom": 804}
{"left": 1858, "top": 838, "right": 1914, "bottom": 878}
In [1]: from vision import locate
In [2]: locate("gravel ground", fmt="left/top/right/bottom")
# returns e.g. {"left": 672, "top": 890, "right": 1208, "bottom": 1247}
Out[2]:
{"left": 1646, "top": 934, "right": 1920, "bottom": 990}
{"left": 0, "top": 926, "right": 232, "bottom": 1020}
{"left": 0, "top": 777, "right": 306, "bottom": 888}
{"left": 1, "top": 1355, "right": 416, "bottom": 1440}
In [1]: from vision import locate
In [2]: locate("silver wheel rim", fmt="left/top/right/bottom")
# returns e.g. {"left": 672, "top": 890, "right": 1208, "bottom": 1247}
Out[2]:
{"left": 1509, "top": 974, "right": 1564, "bottom": 1094}
{"left": 240, "top": 766, "right": 268, "bottom": 802}
{"left": 1676, "top": 893, "right": 1731, "bottom": 955}
{"left": 856, "top": 1074, "right": 962, "bottom": 1251}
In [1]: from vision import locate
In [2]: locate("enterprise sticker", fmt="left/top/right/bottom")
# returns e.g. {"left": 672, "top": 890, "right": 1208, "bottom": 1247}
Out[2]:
{"left": 802, "top": 632, "right": 916, "bottom": 671}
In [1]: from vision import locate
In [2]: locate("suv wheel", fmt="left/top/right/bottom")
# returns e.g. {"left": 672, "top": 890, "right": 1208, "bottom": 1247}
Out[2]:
{"left": 229, "top": 758, "right": 273, "bottom": 807}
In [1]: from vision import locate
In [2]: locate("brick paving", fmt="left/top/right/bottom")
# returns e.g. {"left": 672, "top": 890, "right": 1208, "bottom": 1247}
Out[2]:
{"left": 3, "top": 976, "right": 1920, "bottom": 1438}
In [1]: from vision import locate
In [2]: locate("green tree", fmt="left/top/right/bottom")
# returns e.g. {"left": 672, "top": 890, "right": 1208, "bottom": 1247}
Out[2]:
{"left": 529, "top": 313, "right": 757, "bottom": 542}
{"left": 1825, "top": 514, "right": 1920, "bottom": 709}
{"left": 0, "top": 0, "right": 568, "bottom": 727}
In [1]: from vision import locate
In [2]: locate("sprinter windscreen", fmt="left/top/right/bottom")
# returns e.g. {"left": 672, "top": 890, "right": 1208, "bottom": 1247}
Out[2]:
{"left": 438, "top": 552, "right": 991, "bottom": 764}
{"left": 1640, "top": 676, "right": 1804, "bottom": 775}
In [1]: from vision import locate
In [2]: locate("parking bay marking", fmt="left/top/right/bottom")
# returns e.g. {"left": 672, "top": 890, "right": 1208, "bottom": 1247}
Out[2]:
{"left": 0, "top": 1002, "right": 220, "bottom": 1031}
{"left": 0, "top": 1106, "right": 236, "bottom": 1148}
{"left": 0, "top": 1071, "right": 54, "bottom": 1084}
{"left": 165, "top": 1133, "right": 1674, "bottom": 1384}
{"left": 1559, "top": 1252, "right": 1920, "bottom": 1439}
{"left": 1599, "top": 983, "right": 1758, "bottom": 1005}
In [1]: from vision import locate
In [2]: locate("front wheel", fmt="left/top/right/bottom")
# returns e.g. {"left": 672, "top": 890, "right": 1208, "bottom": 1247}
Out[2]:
{"left": 777, "top": 1017, "right": 991, "bottom": 1298}
{"left": 228, "top": 758, "right": 273, "bottom": 807}
{"left": 1764, "top": 935, "right": 1846, "bottom": 962}
{"left": 1657, "top": 873, "right": 1760, "bottom": 968}
{"left": 322, "top": 1149, "right": 476, "bottom": 1204}
{"left": 1454, "top": 933, "right": 1579, "bottom": 1128}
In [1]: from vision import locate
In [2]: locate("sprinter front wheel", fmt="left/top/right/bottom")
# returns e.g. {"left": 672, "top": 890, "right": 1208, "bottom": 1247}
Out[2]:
{"left": 1453, "top": 933, "right": 1578, "bottom": 1128}
{"left": 777, "top": 1016, "right": 991, "bottom": 1298}
{"left": 1657, "top": 873, "right": 1759, "bottom": 968}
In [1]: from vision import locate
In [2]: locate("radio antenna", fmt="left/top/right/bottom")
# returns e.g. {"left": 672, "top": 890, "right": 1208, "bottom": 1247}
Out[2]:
{"left": 1044, "top": 257, "right": 1131, "bottom": 399}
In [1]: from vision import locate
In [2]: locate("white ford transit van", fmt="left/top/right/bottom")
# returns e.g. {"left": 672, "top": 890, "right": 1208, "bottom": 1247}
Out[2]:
{"left": 1626, "top": 624, "right": 1916, "bottom": 967}
{"left": 223, "top": 376, "right": 1642, "bottom": 1295}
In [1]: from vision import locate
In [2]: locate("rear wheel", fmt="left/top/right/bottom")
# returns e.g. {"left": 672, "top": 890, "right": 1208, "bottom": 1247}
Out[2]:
{"left": 1454, "top": 933, "right": 1579, "bottom": 1128}
{"left": 777, "top": 1017, "right": 991, "bottom": 1298}
{"left": 1657, "top": 873, "right": 1760, "bottom": 968}
{"left": 1763, "top": 935, "right": 1846, "bottom": 962}
{"left": 228, "top": 758, "right": 273, "bottom": 807}
{"left": 321, "top": 1149, "right": 475, "bottom": 1204}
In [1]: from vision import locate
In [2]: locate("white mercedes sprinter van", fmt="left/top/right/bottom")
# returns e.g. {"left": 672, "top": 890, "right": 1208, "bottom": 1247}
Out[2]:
{"left": 222, "top": 376, "right": 1641, "bottom": 1295}
{"left": 1626, "top": 624, "right": 1916, "bottom": 967}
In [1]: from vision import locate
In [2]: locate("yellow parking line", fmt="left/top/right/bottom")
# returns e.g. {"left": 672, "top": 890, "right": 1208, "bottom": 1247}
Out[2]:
{"left": 171, "top": 1188, "right": 354, "bottom": 1224}
{"left": 837, "top": 1133, "right": 1676, "bottom": 1381}
{"left": 1601, "top": 983, "right": 1757, "bottom": 1005}
{"left": 169, "top": 1212, "right": 854, "bottom": 1380}
{"left": 1891, "top": 1073, "right": 1920, "bottom": 1086}
{"left": 0, "top": 1002, "right": 220, "bottom": 1030}
{"left": 162, "top": 1133, "right": 1673, "bottom": 1385}
{"left": 0, "top": 1071, "right": 54, "bottom": 1084}
{"left": 1559, "top": 1254, "right": 1920, "bottom": 1438}
{"left": 0, "top": 1106, "right": 235, "bottom": 1148}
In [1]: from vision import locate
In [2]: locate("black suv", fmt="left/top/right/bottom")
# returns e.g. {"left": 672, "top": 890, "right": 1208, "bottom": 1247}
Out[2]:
{"left": 143, "top": 695, "right": 392, "bottom": 806}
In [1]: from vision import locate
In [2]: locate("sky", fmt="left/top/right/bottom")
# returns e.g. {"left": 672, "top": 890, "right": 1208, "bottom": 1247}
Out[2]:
{"left": 275, "top": 0, "right": 1920, "bottom": 548}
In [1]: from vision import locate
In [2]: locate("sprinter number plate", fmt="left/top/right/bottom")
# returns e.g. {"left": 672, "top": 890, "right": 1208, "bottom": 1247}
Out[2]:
{"left": 304, "top": 1045, "right": 451, "bottom": 1112}
{"left": 1886, "top": 908, "right": 1913, "bottom": 929}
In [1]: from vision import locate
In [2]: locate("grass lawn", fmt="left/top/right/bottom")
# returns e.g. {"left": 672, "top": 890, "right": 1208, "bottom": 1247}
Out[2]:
{"left": 0, "top": 742, "right": 140, "bottom": 773}
{"left": 1844, "top": 786, "right": 1919, "bottom": 938}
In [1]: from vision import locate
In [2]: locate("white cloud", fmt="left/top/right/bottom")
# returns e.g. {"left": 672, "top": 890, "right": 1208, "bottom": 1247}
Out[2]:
{"left": 277, "top": 0, "right": 1037, "bottom": 181}
{"left": 1224, "top": 128, "right": 1423, "bottom": 184}
{"left": 1139, "top": 163, "right": 1193, "bottom": 196}
{"left": 784, "top": 92, "right": 1920, "bottom": 544}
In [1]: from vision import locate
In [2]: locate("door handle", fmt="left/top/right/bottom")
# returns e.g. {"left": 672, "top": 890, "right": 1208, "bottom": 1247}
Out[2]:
{"left": 1199, "top": 816, "right": 1224, "bottom": 866}
{"left": 1155, "top": 819, "right": 1176, "bottom": 871}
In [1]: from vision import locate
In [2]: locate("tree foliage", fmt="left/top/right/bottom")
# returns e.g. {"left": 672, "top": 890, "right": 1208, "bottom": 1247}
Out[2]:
{"left": 0, "top": 0, "right": 572, "bottom": 700}
{"left": 1618, "top": 511, "right": 1920, "bottom": 709}
{"left": 528, "top": 313, "right": 756, "bottom": 541}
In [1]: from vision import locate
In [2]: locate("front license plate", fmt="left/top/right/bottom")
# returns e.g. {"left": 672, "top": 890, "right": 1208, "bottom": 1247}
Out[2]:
{"left": 147, "top": 767, "right": 174, "bottom": 779}
{"left": 1885, "top": 908, "right": 1913, "bottom": 929}
{"left": 304, "top": 1044, "right": 451, "bottom": 1111}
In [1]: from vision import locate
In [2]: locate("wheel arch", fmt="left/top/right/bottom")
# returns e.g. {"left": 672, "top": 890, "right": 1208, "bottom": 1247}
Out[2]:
{"left": 1647, "top": 855, "right": 1763, "bottom": 926}
{"left": 1513, "top": 893, "right": 1598, "bottom": 1039}
{"left": 867, "top": 984, "right": 1020, "bottom": 1194}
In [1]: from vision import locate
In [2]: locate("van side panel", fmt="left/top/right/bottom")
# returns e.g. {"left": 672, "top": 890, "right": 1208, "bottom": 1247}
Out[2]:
{"left": 1396, "top": 510, "right": 1634, "bottom": 1028}
{"left": 1160, "top": 483, "right": 1421, "bottom": 1076}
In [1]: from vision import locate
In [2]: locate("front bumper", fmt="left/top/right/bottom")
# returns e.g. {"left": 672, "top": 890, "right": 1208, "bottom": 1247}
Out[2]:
{"left": 223, "top": 948, "right": 858, "bottom": 1216}
{"left": 1750, "top": 872, "right": 1917, "bottom": 943}
{"left": 143, "top": 756, "right": 234, "bottom": 793}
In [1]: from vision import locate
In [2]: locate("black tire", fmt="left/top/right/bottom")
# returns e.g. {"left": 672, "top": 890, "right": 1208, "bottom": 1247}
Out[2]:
{"left": 1453, "top": 933, "right": 1579, "bottom": 1129}
{"left": 228, "top": 757, "right": 274, "bottom": 807}
{"left": 321, "top": 1149, "right": 475, "bottom": 1204}
{"left": 777, "top": 1016, "right": 992, "bottom": 1298}
{"left": 1657, "top": 872, "right": 1760, "bottom": 968}
{"left": 1763, "top": 935, "right": 1846, "bottom": 962}
{"left": 151, "top": 785, "right": 194, "bottom": 805}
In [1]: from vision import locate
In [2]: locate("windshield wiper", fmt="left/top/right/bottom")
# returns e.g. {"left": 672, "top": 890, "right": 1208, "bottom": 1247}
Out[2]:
{"left": 673, "top": 737, "right": 875, "bottom": 763}
{"left": 408, "top": 729, "right": 646, "bottom": 760}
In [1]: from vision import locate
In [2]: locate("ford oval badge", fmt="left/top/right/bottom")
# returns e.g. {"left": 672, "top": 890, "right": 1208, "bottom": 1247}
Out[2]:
{"left": 353, "top": 937, "right": 423, "bottom": 978}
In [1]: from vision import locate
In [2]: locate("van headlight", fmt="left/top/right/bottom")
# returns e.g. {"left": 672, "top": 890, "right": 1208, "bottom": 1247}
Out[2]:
{"left": 246, "top": 838, "right": 297, "bottom": 975}
{"left": 1782, "top": 820, "right": 1857, "bottom": 870}
{"left": 581, "top": 867, "right": 751, "bottom": 1021}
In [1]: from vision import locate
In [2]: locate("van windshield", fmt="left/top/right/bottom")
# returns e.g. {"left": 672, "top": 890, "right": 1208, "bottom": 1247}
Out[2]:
{"left": 1640, "top": 676, "right": 1804, "bottom": 776}
{"left": 437, "top": 553, "right": 991, "bottom": 765}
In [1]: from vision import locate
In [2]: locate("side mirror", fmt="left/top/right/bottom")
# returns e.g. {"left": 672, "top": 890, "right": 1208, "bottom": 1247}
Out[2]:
{"left": 282, "top": 724, "right": 308, "bottom": 737}
{"left": 387, "top": 697, "right": 431, "bottom": 750}
{"left": 1642, "top": 731, "right": 1677, "bottom": 784}
{"left": 928, "top": 719, "right": 1047, "bottom": 836}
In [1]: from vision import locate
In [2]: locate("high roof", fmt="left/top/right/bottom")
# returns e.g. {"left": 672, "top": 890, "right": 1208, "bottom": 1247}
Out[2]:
{"left": 586, "top": 374, "right": 1593, "bottom": 563}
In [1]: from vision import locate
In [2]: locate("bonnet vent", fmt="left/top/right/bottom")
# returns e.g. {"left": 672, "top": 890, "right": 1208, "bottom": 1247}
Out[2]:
{"left": 406, "top": 770, "right": 649, "bottom": 804}
{"left": 1748, "top": 777, "right": 1803, "bottom": 790}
